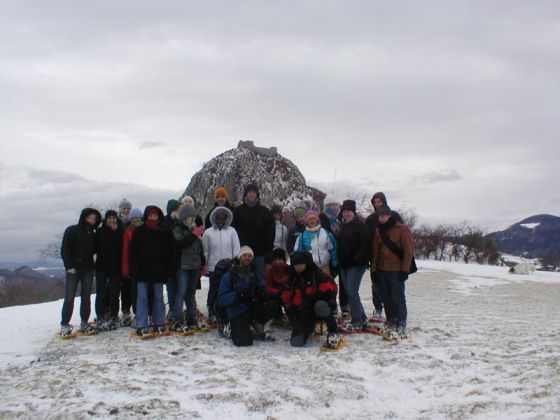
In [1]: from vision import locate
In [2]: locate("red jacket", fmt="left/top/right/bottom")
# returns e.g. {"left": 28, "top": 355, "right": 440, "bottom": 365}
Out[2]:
{"left": 281, "top": 267, "right": 338, "bottom": 309}
{"left": 264, "top": 261, "right": 290, "bottom": 297}
{"left": 121, "top": 225, "right": 137, "bottom": 278}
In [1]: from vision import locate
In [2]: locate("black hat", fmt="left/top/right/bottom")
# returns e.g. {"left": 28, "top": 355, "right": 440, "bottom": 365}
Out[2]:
{"left": 341, "top": 199, "right": 357, "bottom": 213}
{"left": 271, "top": 204, "right": 283, "bottom": 216}
{"left": 290, "top": 251, "right": 308, "bottom": 266}
{"left": 272, "top": 248, "right": 287, "bottom": 261}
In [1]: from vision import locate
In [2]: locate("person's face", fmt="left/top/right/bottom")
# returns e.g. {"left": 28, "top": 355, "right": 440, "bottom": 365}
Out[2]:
{"left": 239, "top": 253, "right": 253, "bottom": 266}
{"left": 216, "top": 196, "right": 227, "bottom": 206}
{"left": 296, "top": 215, "right": 306, "bottom": 225}
{"left": 148, "top": 212, "right": 159, "bottom": 221}
{"left": 131, "top": 218, "right": 143, "bottom": 227}
{"left": 184, "top": 216, "right": 195, "bottom": 226}
{"left": 294, "top": 263, "right": 306, "bottom": 273}
{"left": 273, "top": 258, "right": 285, "bottom": 265}
{"left": 373, "top": 198, "right": 384, "bottom": 209}
{"left": 378, "top": 213, "right": 391, "bottom": 224}
{"left": 325, "top": 203, "right": 340, "bottom": 216}
{"left": 120, "top": 206, "right": 131, "bottom": 216}
{"left": 85, "top": 213, "right": 97, "bottom": 226}
{"left": 307, "top": 217, "right": 318, "bottom": 228}
{"left": 273, "top": 213, "right": 282, "bottom": 222}
{"left": 215, "top": 213, "right": 227, "bottom": 229}
{"left": 342, "top": 210, "right": 355, "bottom": 222}
{"left": 107, "top": 215, "right": 118, "bottom": 226}
{"left": 245, "top": 191, "right": 257, "bottom": 202}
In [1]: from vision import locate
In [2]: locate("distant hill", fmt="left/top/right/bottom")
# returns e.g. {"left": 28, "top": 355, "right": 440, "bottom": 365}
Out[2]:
{"left": 0, "top": 266, "right": 65, "bottom": 308}
{"left": 486, "top": 214, "right": 560, "bottom": 258}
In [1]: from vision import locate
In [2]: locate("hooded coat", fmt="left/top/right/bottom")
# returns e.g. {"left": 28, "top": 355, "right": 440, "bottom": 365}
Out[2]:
{"left": 204, "top": 200, "right": 235, "bottom": 230}
{"left": 61, "top": 208, "right": 102, "bottom": 272}
{"left": 129, "top": 205, "right": 172, "bottom": 282}
{"left": 365, "top": 192, "right": 403, "bottom": 238}
{"left": 202, "top": 207, "right": 241, "bottom": 272}
{"left": 231, "top": 185, "right": 275, "bottom": 256}
{"left": 94, "top": 210, "right": 124, "bottom": 275}
{"left": 171, "top": 205, "right": 205, "bottom": 271}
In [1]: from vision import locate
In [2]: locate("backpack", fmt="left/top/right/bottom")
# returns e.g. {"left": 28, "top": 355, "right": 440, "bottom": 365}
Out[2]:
{"left": 211, "top": 258, "right": 235, "bottom": 324}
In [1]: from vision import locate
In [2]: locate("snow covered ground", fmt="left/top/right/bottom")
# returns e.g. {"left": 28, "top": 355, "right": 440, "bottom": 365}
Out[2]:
{"left": 1, "top": 261, "right": 559, "bottom": 419}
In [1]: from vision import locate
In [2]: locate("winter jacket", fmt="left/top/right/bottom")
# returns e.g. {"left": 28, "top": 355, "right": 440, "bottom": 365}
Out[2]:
{"left": 287, "top": 222, "right": 306, "bottom": 254}
{"left": 94, "top": 217, "right": 123, "bottom": 275}
{"left": 171, "top": 222, "right": 205, "bottom": 271}
{"left": 61, "top": 208, "right": 102, "bottom": 272}
{"left": 273, "top": 221, "right": 288, "bottom": 251}
{"left": 337, "top": 218, "right": 370, "bottom": 267}
{"left": 204, "top": 201, "right": 235, "bottom": 230}
{"left": 294, "top": 227, "right": 339, "bottom": 270}
{"left": 232, "top": 203, "right": 275, "bottom": 256}
{"left": 129, "top": 206, "right": 172, "bottom": 282}
{"left": 365, "top": 192, "right": 403, "bottom": 262}
{"left": 219, "top": 263, "right": 266, "bottom": 320}
{"left": 121, "top": 225, "right": 137, "bottom": 278}
{"left": 281, "top": 253, "right": 338, "bottom": 310}
{"left": 264, "top": 261, "right": 290, "bottom": 298}
{"left": 202, "top": 207, "right": 241, "bottom": 272}
{"left": 371, "top": 219, "right": 413, "bottom": 273}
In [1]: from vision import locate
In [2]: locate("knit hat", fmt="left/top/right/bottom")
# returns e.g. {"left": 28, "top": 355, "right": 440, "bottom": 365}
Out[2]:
{"left": 290, "top": 251, "right": 308, "bottom": 266}
{"left": 177, "top": 205, "right": 199, "bottom": 222}
{"left": 238, "top": 246, "right": 254, "bottom": 259}
{"left": 119, "top": 198, "right": 132, "bottom": 210}
{"left": 181, "top": 196, "right": 195, "bottom": 206}
{"left": 324, "top": 195, "right": 339, "bottom": 206}
{"left": 129, "top": 208, "right": 143, "bottom": 219}
{"left": 341, "top": 199, "right": 357, "bottom": 213}
{"left": 272, "top": 248, "right": 287, "bottom": 261}
{"left": 305, "top": 210, "right": 320, "bottom": 224}
{"left": 166, "top": 199, "right": 181, "bottom": 215}
{"left": 214, "top": 187, "right": 229, "bottom": 201}
{"left": 271, "top": 204, "right": 283, "bottom": 216}
{"left": 293, "top": 207, "right": 306, "bottom": 218}
{"left": 376, "top": 205, "right": 392, "bottom": 216}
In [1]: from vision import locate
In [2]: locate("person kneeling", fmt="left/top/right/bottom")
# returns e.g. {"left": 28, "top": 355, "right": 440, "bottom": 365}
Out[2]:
{"left": 282, "top": 251, "right": 340, "bottom": 349}
{"left": 218, "top": 246, "right": 279, "bottom": 346}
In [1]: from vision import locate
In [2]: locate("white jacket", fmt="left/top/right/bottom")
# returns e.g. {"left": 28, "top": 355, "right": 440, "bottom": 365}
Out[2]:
{"left": 274, "top": 221, "right": 288, "bottom": 251}
{"left": 294, "top": 227, "right": 336, "bottom": 269}
{"left": 202, "top": 207, "right": 241, "bottom": 272}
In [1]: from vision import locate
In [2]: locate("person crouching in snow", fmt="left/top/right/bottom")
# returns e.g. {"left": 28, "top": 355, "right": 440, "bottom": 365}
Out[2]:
{"left": 202, "top": 206, "right": 240, "bottom": 323}
{"left": 129, "top": 205, "right": 171, "bottom": 337}
{"left": 264, "top": 248, "right": 291, "bottom": 319}
{"left": 171, "top": 205, "right": 206, "bottom": 331}
{"left": 282, "top": 251, "right": 340, "bottom": 349}
{"left": 219, "top": 246, "right": 279, "bottom": 346}
{"left": 294, "top": 210, "right": 339, "bottom": 275}
{"left": 60, "top": 207, "right": 102, "bottom": 336}
{"left": 370, "top": 205, "right": 413, "bottom": 338}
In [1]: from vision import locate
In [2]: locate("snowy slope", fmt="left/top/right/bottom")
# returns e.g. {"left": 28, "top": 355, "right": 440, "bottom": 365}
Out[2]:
{"left": 0, "top": 262, "right": 559, "bottom": 419}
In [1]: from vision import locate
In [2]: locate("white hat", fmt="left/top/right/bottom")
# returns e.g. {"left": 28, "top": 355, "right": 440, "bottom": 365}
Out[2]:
{"left": 237, "top": 246, "right": 254, "bottom": 259}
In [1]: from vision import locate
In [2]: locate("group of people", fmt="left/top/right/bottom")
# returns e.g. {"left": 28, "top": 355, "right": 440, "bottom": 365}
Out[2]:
{"left": 59, "top": 183, "right": 414, "bottom": 348}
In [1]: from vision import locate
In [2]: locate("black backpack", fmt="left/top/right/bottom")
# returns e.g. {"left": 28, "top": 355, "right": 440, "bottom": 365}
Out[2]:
{"left": 211, "top": 258, "right": 235, "bottom": 323}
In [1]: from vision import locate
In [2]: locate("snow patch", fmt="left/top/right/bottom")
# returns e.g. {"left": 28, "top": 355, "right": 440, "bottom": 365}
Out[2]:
{"left": 520, "top": 222, "right": 540, "bottom": 229}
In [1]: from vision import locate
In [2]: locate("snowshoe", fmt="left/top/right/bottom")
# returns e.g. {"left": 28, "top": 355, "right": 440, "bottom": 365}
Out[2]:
{"left": 58, "top": 325, "right": 77, "bottom": 339}
{"left": 321, "top": 335, "right": 347, "bottom": 352}
{"left": 220, "top": 323, "right": 232, "bottom": 339}
{"left": 102, "top": 319, "right": 118, "bottom": 332}
{"left": 120, "top": 313, "right": 133, "bottom": 327}
{"left": 369, "top": 311, "right": 386, "bottom": 324}
{"left": 130, "top": 327, "right": 156, "bottom": 340}
{"left": 314, "top": 321, "right": 328, "bottom": 336}
{"left": 78, "top": 322, "right": 98, "bottom": 336}
{"left": 263, "top": 320, "right": 275, "bottom": 341}
{"left": 154, "top": 325, "right": 171, "bottom": 336}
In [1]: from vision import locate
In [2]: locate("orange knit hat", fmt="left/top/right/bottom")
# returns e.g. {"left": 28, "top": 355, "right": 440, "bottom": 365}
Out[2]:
{"left": 214, "top": 187, "right": 229, "bottom": 201}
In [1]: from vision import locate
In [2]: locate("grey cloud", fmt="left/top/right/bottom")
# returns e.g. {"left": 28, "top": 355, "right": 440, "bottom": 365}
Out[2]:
{"left": 139, "top": 141, "right": 165, "bottom": 150}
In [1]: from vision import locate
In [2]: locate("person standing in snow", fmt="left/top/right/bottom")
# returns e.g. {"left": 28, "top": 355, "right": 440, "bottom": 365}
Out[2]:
{"left": 337, "top": 199, "right": 369, "bottom": 331}
{"left": 365, "top": 192, "right": 403, "bottom": 321}
{"left": 118, "top": 198, "right": 133, "bottom": 229}
{"left": 370, "top": 205, "right": 413, "bottom": 337}
{"left": 120, "top": 207, "right": 143, "bottom": 321}
{"left": 271, "top": 204, "right": 288, "bottom": 253}
{"left": 231, "top": 183, "right": 275, "bottom": 284}
{"left": 94, "top": 210, "right": 124, "bottom": 330}
{"left": 59, "top": 207, "right": 102, "bottom": 335}
{"left": 294, "top": 210, "right": 339, "bottom": 275}
{"left": 181, "top": 196, "right": 204, "bottom": 227}
{"left": 202, "top": 206, "right": 240, "bottom": 323}
{"left": 170, "top": 205, "right": 206, "bottom": 330}
{"left": 219, "top": 246, "right": 279, "bottom": 346}
{"left": 287, "top": 205, "right": 307, "bottom": 254}
{"left": 129, "top": 206, "right": 171, "bottom": 337}
{"left": 204, "top": 187, "right": 235, "bottom": 230}
{"left": 161, "top": 199, "right": 181, "bottom": 321}
{"left": 281, "top": 251, "right": 340, "bottom": 349}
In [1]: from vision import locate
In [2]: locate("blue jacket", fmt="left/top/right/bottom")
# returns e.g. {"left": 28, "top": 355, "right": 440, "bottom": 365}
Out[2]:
{"left": 218, "top": 264, "right": 266, "bottom": 320}
{"left": 295, "top": 228, "right": 339, "bottom": 269}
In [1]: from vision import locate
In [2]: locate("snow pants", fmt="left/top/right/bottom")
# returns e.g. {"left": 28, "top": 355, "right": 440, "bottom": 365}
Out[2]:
{"left": 289, "top": 300, "right": 338, "bottom": 347}
{"left": 230, "top": 299, "right": 279, "bottom": 347}
{"left": 60, "top": 270, "right": 94, "bottom": 326}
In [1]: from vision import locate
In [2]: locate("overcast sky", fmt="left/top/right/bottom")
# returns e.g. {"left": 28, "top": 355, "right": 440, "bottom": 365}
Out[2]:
{"left": 1, "top": 1, "right": 559, "bottom": 262}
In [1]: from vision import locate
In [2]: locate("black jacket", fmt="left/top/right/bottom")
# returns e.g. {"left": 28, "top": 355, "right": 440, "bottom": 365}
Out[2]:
{"left": 95, "top": 215, "right": 124, "bottom": 275}
{"left": 232, "top": 203, "right": 275, "bottom": 256}
{"left": 61, "top": 208, "right": 102, "bottom": 272}
{"left": 129, "top": 206, "right": 172, "bottom": 282}
{"left": 287, "top": 222, "right": 306, "bottom": 254}
{"left": 337, "top": 218, "right": 370, "bottom": 267}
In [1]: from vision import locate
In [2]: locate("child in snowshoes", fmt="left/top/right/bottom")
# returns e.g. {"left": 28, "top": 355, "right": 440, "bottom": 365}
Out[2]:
{"left": 218, "top": 246, "right": 280, "bottom": 346}
{"left": 282, "top": 251, "right": 340, "bottom": 349}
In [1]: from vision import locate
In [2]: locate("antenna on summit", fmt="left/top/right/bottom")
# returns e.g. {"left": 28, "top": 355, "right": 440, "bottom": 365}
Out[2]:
{"left": 331, "top": 167, "right": 337, "bottom": 195}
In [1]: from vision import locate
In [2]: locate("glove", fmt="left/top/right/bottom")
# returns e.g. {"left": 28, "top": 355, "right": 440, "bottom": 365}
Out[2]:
{"left": 67, "top": 268, "right": 77, "bottom": 274}
{"left": 399, "top": 271, "right": 409, "bottom": 281}
{"left": 237, "top": 290, "right": 254, "bottom": 304}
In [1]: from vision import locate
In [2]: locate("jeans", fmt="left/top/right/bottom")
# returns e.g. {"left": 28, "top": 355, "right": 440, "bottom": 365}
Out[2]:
{"left": 136, "top": 282, "right": 165, "bottom": 329}
{"left": 254, "top": 256, "right": 266, "bottom": 285}
{"left": 60, "top": 270, "right": 94, "bottom": 326}
{"left": 340, "top": 265, "right": 367, "bottom": 325}
{"left": 174, "top": 269, "right": 199, "bottom": 323}
{"left": 376, "top": 271, "right": 407, "bottom": 327}
{"left": 95, "top": 270, "right": 121, "bottom": 320}
{"left": 370, "top": 271, "right": 384, "bottom": 313}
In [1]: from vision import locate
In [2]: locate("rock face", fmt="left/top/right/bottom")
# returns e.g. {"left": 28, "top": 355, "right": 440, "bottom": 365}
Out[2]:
{"left": 0, "top": 266, "right": 65, "bottom": 308}
{"left": 182, "top": 141, "right": 325, "bottom": 217}
{"left": 486, "top": 214, "right": 560, "bottom": 258}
